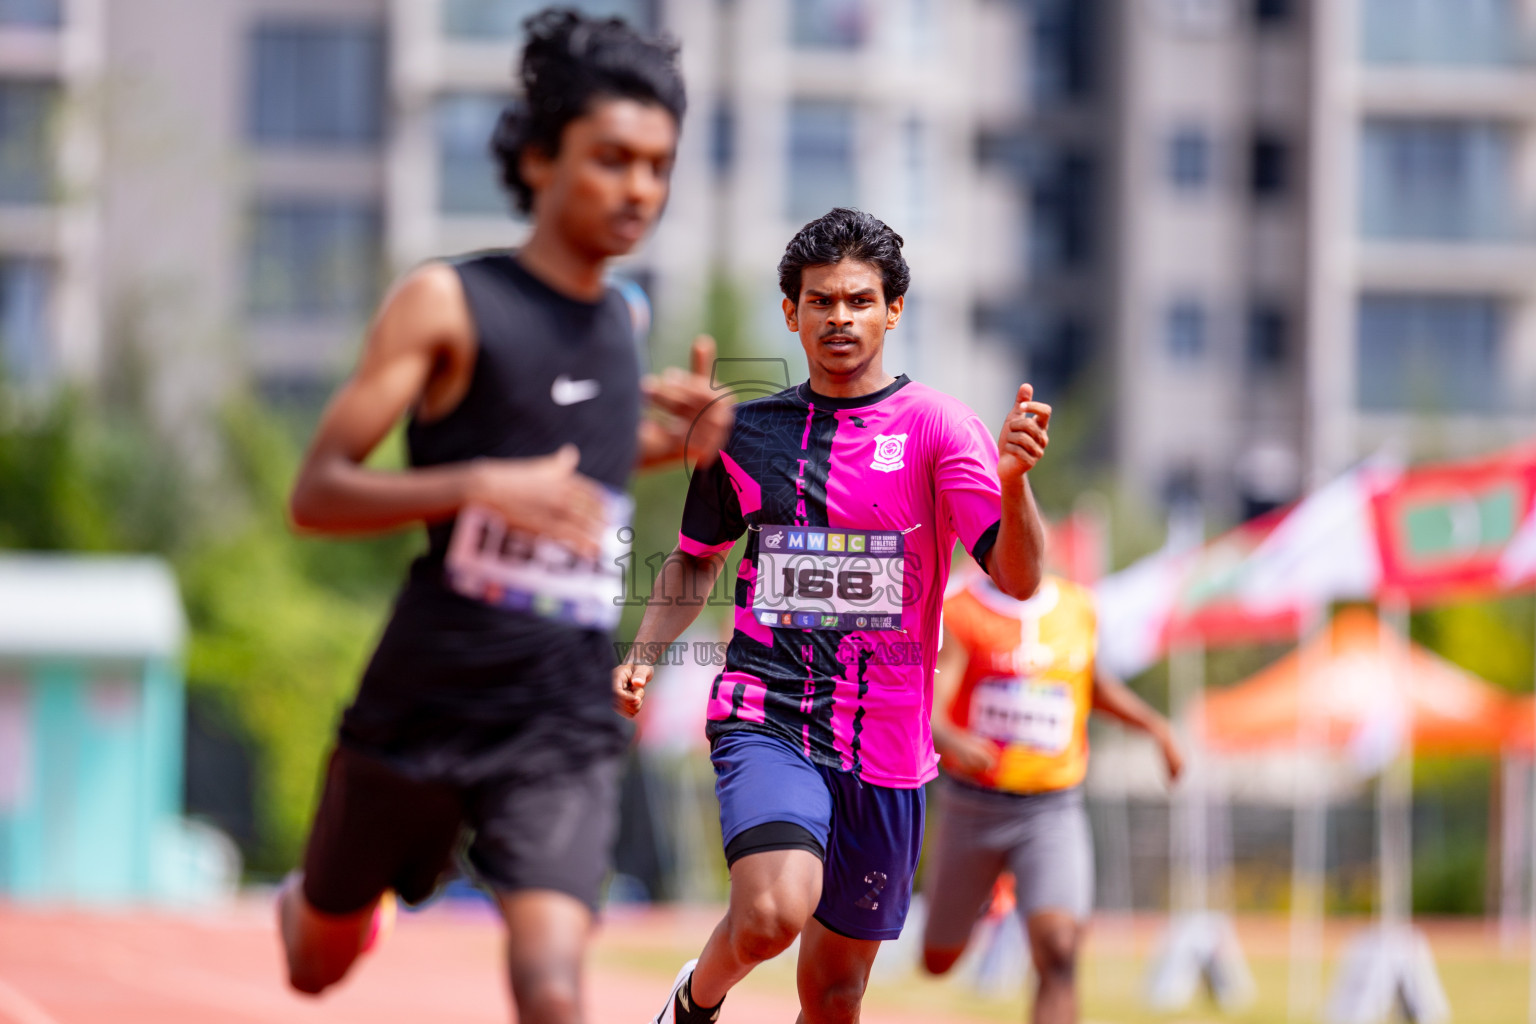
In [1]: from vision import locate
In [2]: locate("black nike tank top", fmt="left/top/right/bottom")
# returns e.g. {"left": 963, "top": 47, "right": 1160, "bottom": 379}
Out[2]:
{"left": 338, "top": 252, "right": 641, "bottom": 780}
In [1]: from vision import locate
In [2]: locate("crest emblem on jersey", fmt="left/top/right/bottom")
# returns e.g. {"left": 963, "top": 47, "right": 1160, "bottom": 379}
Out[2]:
{"left": 871, "top": 433, "right": 907, "bottom": 473}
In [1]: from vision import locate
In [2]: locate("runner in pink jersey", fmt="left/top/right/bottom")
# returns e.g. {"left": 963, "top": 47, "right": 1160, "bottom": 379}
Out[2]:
{"left": 614, "top": 208, "right": 1051, "bottom": 1024}
{"left": 675, "top": 378, "right": 1007, "bottom": 787}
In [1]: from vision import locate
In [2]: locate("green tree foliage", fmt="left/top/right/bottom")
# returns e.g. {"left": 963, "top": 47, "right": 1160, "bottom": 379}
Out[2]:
{"left": 177, "top": 402, "right": 415, "bottom": 871}
{"left": 0, "top": 386, "right": 413, "bottom": 875}
{"left": 1404, "top": 597, "right": 1533, "bottom": 914}
{"left": 0, "top": 392, "right": 185, "bottom": 552}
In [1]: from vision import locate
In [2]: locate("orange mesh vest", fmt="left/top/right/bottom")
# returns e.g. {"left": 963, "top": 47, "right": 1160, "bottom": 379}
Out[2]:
{"left": 942, "top": 575, "right": 1096, "bottom": 793}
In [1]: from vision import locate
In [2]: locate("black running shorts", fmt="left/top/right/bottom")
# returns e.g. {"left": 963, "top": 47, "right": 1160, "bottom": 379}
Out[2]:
{"left": 301, "top": 743, "right": 622, "bottom": 916}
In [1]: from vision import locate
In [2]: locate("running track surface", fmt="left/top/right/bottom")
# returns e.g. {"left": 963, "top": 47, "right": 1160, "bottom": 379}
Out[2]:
{"left": 0, "top": 899, "right": 940, "bottom": 1024}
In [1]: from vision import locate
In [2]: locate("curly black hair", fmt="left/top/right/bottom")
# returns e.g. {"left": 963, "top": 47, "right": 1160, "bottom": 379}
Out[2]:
{"left": 778, "top": 208, "right": 911, "bottom": 304}
{"left": 490, "top": 8, "right": 687, "bottom": 215}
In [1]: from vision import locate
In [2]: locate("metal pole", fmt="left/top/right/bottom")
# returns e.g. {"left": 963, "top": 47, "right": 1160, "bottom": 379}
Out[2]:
{"left": 1167, "top": 636, "right": 1208, "bottom": 919}
{"left": 1528, "top": 597, "right": 1536, "bottom": 1024}
{"left": 1288, "top": 604, "right": 1328, "bottom": 1023}
{"left": 1501, "top": 752, "right": 1526, "bottom": 953}
{"left": 1379, "top": 599, "right": 1414, "bottom": 931}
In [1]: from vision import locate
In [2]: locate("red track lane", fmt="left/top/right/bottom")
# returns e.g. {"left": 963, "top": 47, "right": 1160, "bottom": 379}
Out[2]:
{"left": 0, "top": 900, "right": 928, "bottom": 1024}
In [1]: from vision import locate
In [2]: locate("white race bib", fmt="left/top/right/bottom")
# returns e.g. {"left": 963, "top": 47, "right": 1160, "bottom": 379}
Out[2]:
{"left": 444, "top": 493, "right": 632, "bottom": 630}
{"left": 751, "top": 524, "right": 908, "bottom": 631}
{"left": 968, "top": 677, "right": 1075, "bottom": 754}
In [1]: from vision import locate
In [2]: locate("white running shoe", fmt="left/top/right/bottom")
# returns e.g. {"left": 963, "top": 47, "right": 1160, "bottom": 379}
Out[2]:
{"left": 650, "top": 958, "right": 699, "bottom": 1024}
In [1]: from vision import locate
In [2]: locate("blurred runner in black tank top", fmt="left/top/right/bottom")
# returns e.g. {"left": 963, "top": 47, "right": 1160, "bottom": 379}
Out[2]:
{"left": 275, "top": 11, "right": 730, "bottom": 1022}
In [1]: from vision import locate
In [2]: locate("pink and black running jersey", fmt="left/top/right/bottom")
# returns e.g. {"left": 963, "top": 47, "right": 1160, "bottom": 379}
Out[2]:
{"left": 679, "top": 375, "right": 1005, "bottom": 788}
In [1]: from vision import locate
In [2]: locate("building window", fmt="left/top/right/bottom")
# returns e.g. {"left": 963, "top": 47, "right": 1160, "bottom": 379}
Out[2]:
{"left": 1167, "top": 127, "right": 1212, "bottom": 191}
{"left": 1032, "top": 0, "right": 1094, "bottom": 104}
{"left": 1357, "top": 294, "right": 1502, "bottom": 412}
{"left": 1246, "top": 305, "right": 1287, "bottom": 373}
{"left": 1159, "top": 0, "right": 1235, "bottom": 34}
{"left": 254, "top": 372, "right": 338, "bottom": 418}
{"left": 248, "top": 200, "right": 382, "bottom": 322}
{"left": 0, "top": 257, "right": 49, "bottom": 383}
{"left": 1253, "top": 0, "right": 1292, "bottom": 26}
{"left": 1359, "top": 118, "right": 1514, "bottom": 241}
{"left": 1361, "top": 0, "right": 1517, "bottom": 66}
{"left": 249, "top": 22, "right": 386, "bottom": 148}
{"left": 897, "top": 0, "right": 937, "bottom": 57}
{"left": 787, "top": 100, "right": 856, "bottom": 223}
{"left": 710, "top": 104, "right": 734, "bottom": 179}
{"left": 443, "top": 0, "right": 650, "bottom": 39}
{"left": 1030, "top": 149, "right": 1094, "bottom": 272}
{"left": 0, "top": 0, "right": 60, "bottom": 27}
{"left": 791, "top": 0, "right": 866, "bottom": 50}
{"left": 1163, "top": 466, "right": 1203, "bottom": 511}
{"left": 1165, "top": 300, "right": 1207, "bottom": 361}
{"left": 437, "top": 93, "right": 510, "bottom": 216}
{"left": 0, "top": 80, "right": 54, "bottom": 205}
{"left": 1028, "top": 313, "right": 1094, "bottom": 398}
{"left": 1250, "top": 133, "right": 1289, "bottom": 200}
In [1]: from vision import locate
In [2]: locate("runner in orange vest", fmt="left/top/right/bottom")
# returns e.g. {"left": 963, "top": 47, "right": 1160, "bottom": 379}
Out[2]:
{"left": 921, "top": 568, "right": 1183, "bottom": 1024}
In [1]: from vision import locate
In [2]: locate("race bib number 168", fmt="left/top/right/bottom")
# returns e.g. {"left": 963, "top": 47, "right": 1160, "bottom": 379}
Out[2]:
{"left": 751, "top": 524, "right": 907, "bottom": 631}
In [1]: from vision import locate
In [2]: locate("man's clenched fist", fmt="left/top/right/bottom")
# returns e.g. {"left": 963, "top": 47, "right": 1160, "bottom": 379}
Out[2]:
{"left": 613, "top": 661, "right": 654, "bottom": 719}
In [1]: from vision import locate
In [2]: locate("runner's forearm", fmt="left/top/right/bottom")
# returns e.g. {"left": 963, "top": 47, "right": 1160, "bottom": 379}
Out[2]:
{"left": 931, "top": 718, "right": 969, "bottom": 758}
{"left": 1091, "top": 670, "right": 1172, "bottom": 741}
{"left": 628, "top": 549, "right": 729, "bottom": 662}
{"left": 636, "top": 419, "right": 684, "bottom": 470}
{"left": 986, "top": 478, "right": 1046, "bottom": 599}
{"left": 289, "top": 456, "right": 482, "bottom": 535}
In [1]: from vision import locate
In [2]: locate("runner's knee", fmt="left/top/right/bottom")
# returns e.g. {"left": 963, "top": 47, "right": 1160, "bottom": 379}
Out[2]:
{"left": 511, "top": 974, "right": 581, "bottom": 1024}
{"left": 286, "top": 954, "right": 351, "bottom": 996}
{"left": 1029, "top": 921, "right": 1080, "bottom": 982}
{"left": 922, "top": 945, "right": 963, "bottom": 976}
{"left": 802, "top": 973, "right": 868, "bottom": 1024}
{"left": 732, "top": 892, "right": 808, "bottom": 962}
{"left": 279, "top": 883, "right": 364, "bottom": 996}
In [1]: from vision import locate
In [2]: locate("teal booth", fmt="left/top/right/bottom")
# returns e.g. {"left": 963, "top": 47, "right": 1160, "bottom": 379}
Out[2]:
{"left": 0, "top": 554, "right": 201, "bottom": 904}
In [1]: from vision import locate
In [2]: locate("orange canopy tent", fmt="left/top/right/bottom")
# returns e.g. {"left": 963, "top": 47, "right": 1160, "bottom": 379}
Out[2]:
{"left": 1202, "top": 608, "right": 1513, "bottom": 756}
{"left": 1501, "top": 696, "right": 1536, "bottom": 754}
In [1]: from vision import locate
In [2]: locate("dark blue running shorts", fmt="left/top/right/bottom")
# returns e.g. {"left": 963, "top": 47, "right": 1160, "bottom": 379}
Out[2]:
{"left": 711, "top": 730, "right": 925, "bottom": 941}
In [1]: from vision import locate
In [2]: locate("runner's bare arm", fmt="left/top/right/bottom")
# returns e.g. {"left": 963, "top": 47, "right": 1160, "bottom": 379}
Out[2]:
{"left": 986, "top": 383, "right": 1051, "bottom": 599}
{"left": 288, "top": 264, "right": 607, "bottom": 556}
{"left": 636, "top": 335, "right": 733, "bottom": 470}
{"left": 930, "top": 626, "right": 998, "bottom": 777}
{"left": 613, "top": 548, "right": 730, "bottom": 718}
{"left": 1090, "top": 667, "right": 1184, "bottom": 782}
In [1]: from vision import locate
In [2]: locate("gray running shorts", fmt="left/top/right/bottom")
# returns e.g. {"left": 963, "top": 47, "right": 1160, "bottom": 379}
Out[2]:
{"left": 921, "top": 778, "right": 1093, "bottom": 952}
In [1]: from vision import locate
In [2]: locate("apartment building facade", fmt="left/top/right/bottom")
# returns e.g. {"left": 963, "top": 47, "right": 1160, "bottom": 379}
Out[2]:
{"left": 0, "top": 0, "right": 103, "bottom": 391}
{"left": 0, "top": 0, "right": 1031, "bottom": 432}
{"left": 1005, "top": 0, "right": 1536, "bottom": 520}
{"left": 385, "top": 0, "right": 1032, "bottom": 425}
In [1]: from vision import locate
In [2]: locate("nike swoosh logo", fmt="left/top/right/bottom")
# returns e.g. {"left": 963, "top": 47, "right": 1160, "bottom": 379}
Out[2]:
{"left": 551, "top": 374, "right": 601, "bottom": 406}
